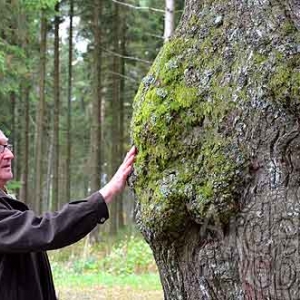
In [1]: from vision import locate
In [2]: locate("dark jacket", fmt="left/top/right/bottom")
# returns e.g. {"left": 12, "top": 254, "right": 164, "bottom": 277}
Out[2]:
{"left": 0, "top": 189, "right": 109, "bottom": 300}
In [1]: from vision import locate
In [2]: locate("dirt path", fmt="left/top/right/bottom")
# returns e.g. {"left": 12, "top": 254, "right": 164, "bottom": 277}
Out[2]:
{"left": 56, "top": 286, "right": 163, "bottom": 300}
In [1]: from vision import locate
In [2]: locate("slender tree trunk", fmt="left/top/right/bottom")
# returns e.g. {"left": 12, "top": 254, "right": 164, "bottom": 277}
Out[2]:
{"left": 132, "top": 0, "right": 300, "bottom": 299}
{"left": 90, "top": 0, "right": 102, "bottom": 193}
{"left": 66, "top": 0, "right": 74, "bottom": 202}
{"left": 52, "top": 2, "right": 60, "bottom": 210}
{"left": 10, "top": 91, "right": 16, "bottom": 171}
{"left": 164, "top": 0, "right": 175, "bottom": 41}
{"left": 19, "top": 83, "right": 30, "bottom": 204}
{"left": 109, "top": 0, "right": 122, "bottom": 235}
{"left": 18, "top": 2, "right": 29, "bottom": 204}
{"left": 14, "top": 93, "right": 22, "bottom": 198}
{"left": 88, "top": 0, "right": 103, "bottom": 243}
{"left": 118, "top": 6, "right": 126, "bottom": 228}
{"left": 35, "top": 11, "right": 47, "bottom": 213}
{"left": 10, "top": 0, "right": 19, "bottom": 197}
{"left": 46, "top": 133, "right": 53, "bottom": 211}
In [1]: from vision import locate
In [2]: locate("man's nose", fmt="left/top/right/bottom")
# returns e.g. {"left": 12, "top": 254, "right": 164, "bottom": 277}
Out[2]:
{"left": 3, "top": 148, "right": 14, "bottom": 159}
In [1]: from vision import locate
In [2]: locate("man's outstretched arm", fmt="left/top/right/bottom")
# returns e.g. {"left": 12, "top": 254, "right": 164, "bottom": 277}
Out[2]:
{"left": 0, "top": 146, "right": 137, "bottom": 253}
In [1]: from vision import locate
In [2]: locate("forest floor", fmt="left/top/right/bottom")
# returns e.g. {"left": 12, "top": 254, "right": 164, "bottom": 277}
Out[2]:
{"left": 54, "top": 272, "right": 163, "bottom": 300}
{"left": 49, "top": 231, "right": 163, "bottom": 300}
{"left": 56, "top": 286, "right": 163, "bottom": 300}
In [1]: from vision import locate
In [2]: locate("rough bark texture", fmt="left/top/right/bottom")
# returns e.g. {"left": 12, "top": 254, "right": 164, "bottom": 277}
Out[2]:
{"left": 131, "top": 0, "right": 300, "bottom": 299}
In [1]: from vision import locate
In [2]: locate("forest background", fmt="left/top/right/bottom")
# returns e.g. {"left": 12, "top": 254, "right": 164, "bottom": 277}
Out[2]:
{"left": 0, "top": 0, "right": 184, "bottom": 298}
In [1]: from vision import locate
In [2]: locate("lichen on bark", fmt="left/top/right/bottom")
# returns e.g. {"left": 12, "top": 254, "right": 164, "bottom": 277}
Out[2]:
{"left": 131, "top": 0, "right": 300, "bottom": 242}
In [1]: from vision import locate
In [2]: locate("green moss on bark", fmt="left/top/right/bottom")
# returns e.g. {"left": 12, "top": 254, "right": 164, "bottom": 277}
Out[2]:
{"left": 131, "top": 3, "right": 300, "bottom": 237}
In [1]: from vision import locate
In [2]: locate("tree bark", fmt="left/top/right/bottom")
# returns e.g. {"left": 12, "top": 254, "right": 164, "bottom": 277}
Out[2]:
{"left": 118, "top": 7, "right": 126, "bottom": 228}
{"left": 131, "top": 0, "right": 300, "bottom": 299}
{"left": 10, "top": 91, "right": 16, "bottom": 176}
{"left": 35, "top": 11, "right": 47, "bottom": 213}
{"left": 52, "top": 2, "right": 60, "bottom": 210}
{"left": 19, "top": 83, "right": 30, "bottom": 204}
{"left": 45, "top": 130, "right": 53, "bottom": 211}
{"left": 164, "top": 0, "right": 175, "bottom": 41}
{"left": 109, "top": 0, "right": 122, "bottom": 235}
{"left": 90, "top": 0, "right": 102, "bottom": 193}
{"left": 88, "top": 0, "right": 103, "bottom": 243}
{"left": 19, "top": 3, "right": 30, "bottom": 205}
{"left": 66, "top": 0, "right": 74, "bottom": 203}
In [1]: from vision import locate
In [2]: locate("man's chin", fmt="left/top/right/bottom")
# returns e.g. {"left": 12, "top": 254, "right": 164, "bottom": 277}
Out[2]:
{"left": 1, "top": 173, "right": 13, "bottom": 182}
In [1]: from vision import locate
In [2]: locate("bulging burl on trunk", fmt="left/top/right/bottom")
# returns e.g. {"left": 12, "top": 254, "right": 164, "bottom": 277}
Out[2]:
{"left": 131, "top": 0, "right": 300, "bottom": 299}
{"left": 131, "top": 36, "right": 249, "bottom": 238}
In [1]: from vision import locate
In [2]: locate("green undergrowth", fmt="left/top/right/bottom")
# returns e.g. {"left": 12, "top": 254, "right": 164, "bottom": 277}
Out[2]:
{"left": 52, "top": 269, "right": 161, "bottom": 290}
{"left": 49, "top": 229, "right": 161, "bottom": 290}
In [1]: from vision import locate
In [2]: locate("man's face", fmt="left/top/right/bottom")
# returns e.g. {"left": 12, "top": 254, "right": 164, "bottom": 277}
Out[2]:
{"left": 0, "top": 131, "right": 14, "bottom": 188}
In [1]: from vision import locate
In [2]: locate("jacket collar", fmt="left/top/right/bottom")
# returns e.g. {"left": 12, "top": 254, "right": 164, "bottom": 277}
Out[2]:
{"left": 0, "top": 187, "right": 15, "bottom": 200}
{"left": 0, "top": 187, "right": 28, "bottom": 210}
{"left": 0, "top": 187, "right": 8, "bottom": 198}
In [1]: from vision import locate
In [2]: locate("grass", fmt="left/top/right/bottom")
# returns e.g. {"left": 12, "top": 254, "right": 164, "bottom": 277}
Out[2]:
{"left": 48, "top": 229, "right": 163, "bottom": 300}
{"left": 56, "top": 286, "right": 163, "bottom": 300}
{"left": 52, "top": 265, "right": 163, "bottom": 299}
{"left": 52, "top": 265, "right": 161, "bottom": 290}
{"left": 53, "top": 271, "right": 163, "bottom": 300}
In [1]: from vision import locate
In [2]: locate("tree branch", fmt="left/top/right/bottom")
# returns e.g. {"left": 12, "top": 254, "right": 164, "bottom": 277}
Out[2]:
{"left": 111, "top": 0, "right": 164, "bottom": 13}
{"left": 102, "top": 47, "right": 152, "bottom": 64}
{"left": 144, "top": 32, "right": 164, "bottom": 39}
{"left": 106, "top": 70, "right": 139, "bottom": 83}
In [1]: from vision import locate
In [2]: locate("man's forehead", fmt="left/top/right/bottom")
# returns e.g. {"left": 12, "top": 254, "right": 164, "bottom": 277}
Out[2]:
{"left": 0, "top": 131, "right": 8, "bottom": 144}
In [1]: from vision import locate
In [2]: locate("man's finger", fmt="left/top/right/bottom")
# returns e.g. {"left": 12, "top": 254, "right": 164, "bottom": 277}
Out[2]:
{"left": 125, "top": 146, "right": 136, "bottom": 160}
{"left": 124, "top": 165, "right": 133, "bottom": 177}
{"left": 123, "top": 147, "right": 136, "bottom": 165}
{"left": 124, "top": 151, "right": 130, "bottom": 161}
{"left": 129, "top": 145, "right": 136, "bottom": 153}
{"left": 123, "top": 146, "right": 134, "bottom": 162}
{"left": 124, "top": 154, "right": 135, "bottom": 168}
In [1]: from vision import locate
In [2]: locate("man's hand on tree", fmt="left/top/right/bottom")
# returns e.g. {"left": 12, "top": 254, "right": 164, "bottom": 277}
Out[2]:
{"left": 99, "top": 146, "right": 137, "bottom": 204}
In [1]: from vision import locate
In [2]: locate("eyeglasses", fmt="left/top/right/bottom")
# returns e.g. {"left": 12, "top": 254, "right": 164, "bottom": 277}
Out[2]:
{"left": 0, "top": 144, "right": 13, "bottom": 154}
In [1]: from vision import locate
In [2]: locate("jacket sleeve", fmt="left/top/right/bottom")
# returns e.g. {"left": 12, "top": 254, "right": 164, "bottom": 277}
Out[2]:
{"left": 0, "top": 192, "right": 109, "bottom": 253}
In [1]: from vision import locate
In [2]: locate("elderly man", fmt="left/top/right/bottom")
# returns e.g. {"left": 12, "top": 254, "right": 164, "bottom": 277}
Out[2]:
{"left": 0, "top": 129, "right": 136, "bottom": 300}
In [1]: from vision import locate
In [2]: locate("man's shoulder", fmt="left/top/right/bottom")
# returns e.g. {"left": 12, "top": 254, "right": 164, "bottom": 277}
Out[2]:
{"left": 0, "top": 192, "right": 29, "bottom": 211}
{"left": 0, "top": 189, "right": 8, "bottom": 198}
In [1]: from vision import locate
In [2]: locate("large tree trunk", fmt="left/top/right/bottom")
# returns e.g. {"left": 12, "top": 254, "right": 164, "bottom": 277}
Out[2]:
{"left": 131, "top": 0, "right": 300, "bottom": 299}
